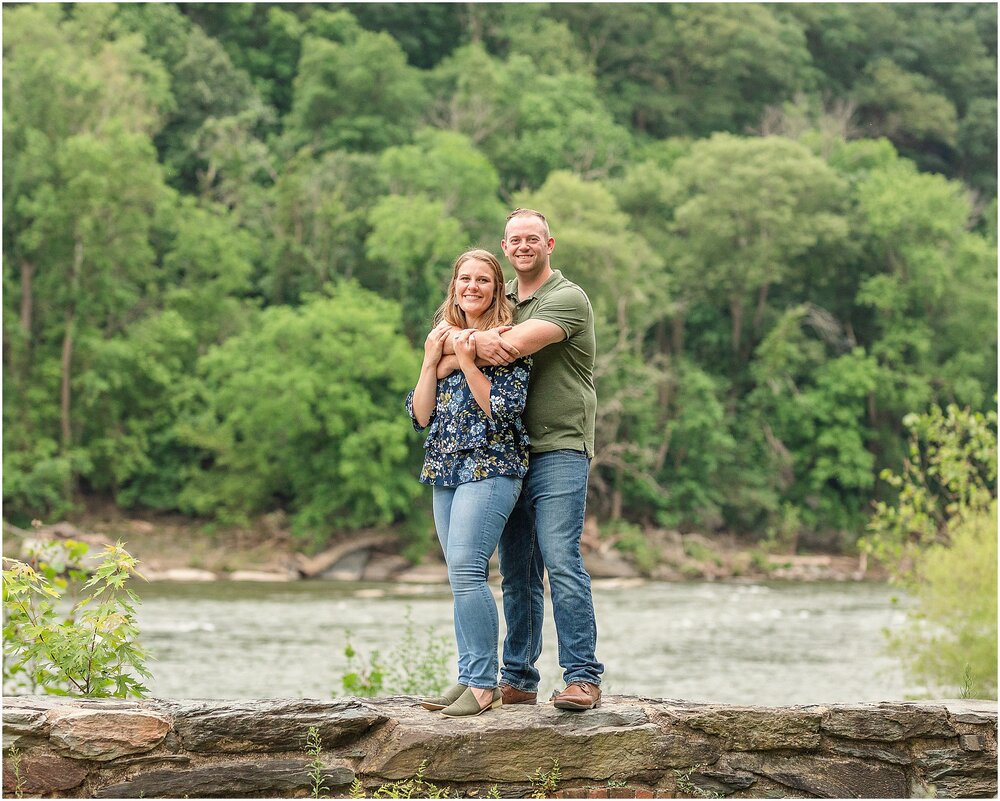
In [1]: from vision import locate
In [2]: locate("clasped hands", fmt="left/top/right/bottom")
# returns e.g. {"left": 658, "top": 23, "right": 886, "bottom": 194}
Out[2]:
{"left": 423, "top": 322, "right": 520, "bottom": 371}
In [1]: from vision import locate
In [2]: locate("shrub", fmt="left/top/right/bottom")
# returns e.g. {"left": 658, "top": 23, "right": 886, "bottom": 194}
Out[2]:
{"left": 606, "top": 520, "right": 660, "bottom": 575}
{"left": 864, "top": 404, "right": 997, "bottom": 698}
{"left": 339, "top": 606, "right": 452, "bottom": 698}
{"left": 888, "top": 504, "right": 997, "bottom": 698}
{"left": 2, "top": 541, "right": 151, "bottom": 697}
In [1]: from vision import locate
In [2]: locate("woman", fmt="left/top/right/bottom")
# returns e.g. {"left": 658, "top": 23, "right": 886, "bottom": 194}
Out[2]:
{"left": 405, "top": 249, "right": 530, "bottom": 717}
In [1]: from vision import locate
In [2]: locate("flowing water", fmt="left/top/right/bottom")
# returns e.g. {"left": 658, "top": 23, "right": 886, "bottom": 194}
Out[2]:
{"left": 136, "top": 578, "right": 918, "bottom": 704}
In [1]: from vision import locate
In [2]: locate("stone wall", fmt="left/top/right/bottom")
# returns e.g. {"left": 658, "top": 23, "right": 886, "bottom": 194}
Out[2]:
{"left": 2, "top": 696, "right": 995, "bottom": 798}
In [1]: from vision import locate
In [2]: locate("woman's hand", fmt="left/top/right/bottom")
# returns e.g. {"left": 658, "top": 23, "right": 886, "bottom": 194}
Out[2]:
{"left": 423, "top": 321, "right": 451, "bottom": 366}
{"left": 454, "top": 328, "right": 493, "bottom": 418}
{"left": 453, "top": 328, "right": 478, "bottom": 368}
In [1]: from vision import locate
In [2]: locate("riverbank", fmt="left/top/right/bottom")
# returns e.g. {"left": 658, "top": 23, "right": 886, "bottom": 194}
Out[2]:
{"left": 3, "top": 506, "right": 883, "bottom": 584}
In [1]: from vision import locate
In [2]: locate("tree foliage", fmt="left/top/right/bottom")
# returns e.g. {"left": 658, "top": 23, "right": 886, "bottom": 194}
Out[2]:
{"left": 2, "top": 3, "right": 995, "bottom": 571}
{"left": 176, "top": 284, "right": 422, "bottom": 541}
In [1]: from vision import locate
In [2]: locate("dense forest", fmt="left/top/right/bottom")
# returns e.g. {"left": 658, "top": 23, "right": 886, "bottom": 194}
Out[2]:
{"left": 4, "top": 3, "right": 997, "bottom": 552}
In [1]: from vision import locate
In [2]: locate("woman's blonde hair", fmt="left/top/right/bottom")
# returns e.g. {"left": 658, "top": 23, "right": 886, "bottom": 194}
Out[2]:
{"left": 434, "top": 249, "right": 513, "bottom": 330}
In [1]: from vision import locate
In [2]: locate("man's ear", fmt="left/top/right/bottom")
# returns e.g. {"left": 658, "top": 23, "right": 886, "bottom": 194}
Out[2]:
{"left": 546, "top": 237, "right": 555, "bottom": 254}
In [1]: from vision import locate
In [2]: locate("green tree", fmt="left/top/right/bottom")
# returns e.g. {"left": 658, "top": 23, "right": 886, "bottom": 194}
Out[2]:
{"left": 556, "top": 4, "right": 814, "bottom": 137}
{"left": 427, "top": 45, "right": 632, "bottom": 192}
{"left": 425, "top": 43, "right": 513, "bottom": 147}
{"left": 465, "top": 4, "right": 596, "bottom": 76}
{"left": 364, "top": 195, "right": 465, "bottom": 340}
{"left": 114, "top": 4, "right": 265, "bottom": 194}
{"left": 748, "top": 315, "right": 881, "bottom": 534}
{"left": 854, "top": 58, "right": 958, "bottom": 158}
{"left": 262, "top": 148, "right": 383, "bottom": 305}
{"left": 3, "top": 4, "right": 173, "bottom": 517}
{"left": 75, "top": 196, "right": 257, "bottom": 509}
{"left": 485, "top": 58, "right": 633, "bottom": 191}
{"left": 785, "top": 4, "right": 901, "bottom": 95}
{"left": 180, "top": 5, "right": 362, "bottom": 116}
{"left": 854, "top": 160, "right": 997, "bottom": 421}
{"left": 957, "top": 97, "right": 998, "bottom": 197}
{"left": 177, "top": 284, "right": 422, "bottom": 542}
{"left": 346, "top": 3, "right": 464, "bottom": 69}
{"left": 378, "top": 128, "right": 505, "bottom": 241}
{"left": 664, "top": 134, "right": 850, "bottom": 367}
{"left": 12, "top": 131, "right": 167, "bottom": 500}
{"left": 283, "top": 31, "right": 428, "bottom": 154}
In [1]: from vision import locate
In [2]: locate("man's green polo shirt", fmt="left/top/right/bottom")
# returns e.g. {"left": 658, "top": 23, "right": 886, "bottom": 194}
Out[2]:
{"left": 506, "top": 270, "right": 596, "bottom": 457}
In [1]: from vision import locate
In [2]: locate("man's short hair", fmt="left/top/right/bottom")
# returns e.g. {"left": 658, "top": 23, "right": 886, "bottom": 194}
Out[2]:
{"left": 505, "top": 208, "right": 551, "bottom": 239}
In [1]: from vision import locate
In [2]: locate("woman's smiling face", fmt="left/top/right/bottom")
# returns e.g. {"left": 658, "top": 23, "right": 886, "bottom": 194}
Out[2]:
{"left": 454, "top": 258, "right": 496, "bottom": 323}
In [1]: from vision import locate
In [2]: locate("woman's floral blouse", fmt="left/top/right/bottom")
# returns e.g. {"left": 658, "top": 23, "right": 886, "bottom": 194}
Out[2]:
{"left": 405, "top": 358, "right": 531, "bottom": 486}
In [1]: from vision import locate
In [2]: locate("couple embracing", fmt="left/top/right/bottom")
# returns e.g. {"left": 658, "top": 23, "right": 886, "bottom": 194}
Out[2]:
{"left": 405, "top": 208, "right": 603, "bottom": 718}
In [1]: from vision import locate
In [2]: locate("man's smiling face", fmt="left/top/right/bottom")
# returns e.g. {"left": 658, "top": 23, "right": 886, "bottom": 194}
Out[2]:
{"left": 502, "top": 215, "right": 554, "bottom": 278}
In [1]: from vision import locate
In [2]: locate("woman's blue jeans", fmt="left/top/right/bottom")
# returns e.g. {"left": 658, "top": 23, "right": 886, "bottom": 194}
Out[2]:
{"left": 432, "top": 476, "right": 522, "bottom": 689}
{"left": 498, "top": 449, "right": 604, "bottom": 691}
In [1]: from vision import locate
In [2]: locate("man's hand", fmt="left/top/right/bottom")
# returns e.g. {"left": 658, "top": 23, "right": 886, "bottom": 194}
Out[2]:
{"left": 473, "top": 326, "right": 520, "bottom": 366}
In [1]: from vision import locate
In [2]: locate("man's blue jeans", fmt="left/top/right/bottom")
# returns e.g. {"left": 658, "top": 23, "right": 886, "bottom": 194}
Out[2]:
{"left": 433, "top": 476, "right": 521, "bottom": 689}
{"left": 498, "top": 449, "right": 604, "bottom": 691}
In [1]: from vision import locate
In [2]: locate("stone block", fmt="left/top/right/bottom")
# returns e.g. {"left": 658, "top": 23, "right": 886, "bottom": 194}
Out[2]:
{"left": 683, "top": 708, "right": 822, "bottom": 751}
{"left": 758, "top": 753, "right": 908, "bottom": 798}
{"left": 2, "top": 751, "right": 88, "bottom": 795}
{"left": 361, "top": 701, "right": 671, "bottom": 783}
{"left": 696, "top": 763, "right": 758, "bottom": 791}
{"left": 828, "top": 739, "right": 911, "bottom": 766}
{"left": 48, "top": 708, "right": 170, "bottom": 761}
{"left": 822, "top": 704, "right": 955, "bottom": 741}
{"left": 2, "top": 705, "right": 50, "bottom": 737}
{"left": 651, "top": 733, "right": 720, "bottom": 768}
{"left": 935, "top": 699, "right": 999, "bottom": 725}
{"left": 166, "top": 699, "right": 387, "bottom": 753}
{"left": 916, "top": 747, "right": 998, "bottom": 798}
{"left": 94, "top": 758, "right": 354, "bottom": 798}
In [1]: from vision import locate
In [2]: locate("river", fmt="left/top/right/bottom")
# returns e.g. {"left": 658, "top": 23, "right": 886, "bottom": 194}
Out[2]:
{"left": 136, "top": 578, "right": 919, "bottom": 705}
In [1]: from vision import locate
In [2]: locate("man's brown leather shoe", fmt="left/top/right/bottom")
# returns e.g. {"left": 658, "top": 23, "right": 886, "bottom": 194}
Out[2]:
{"left": 553, "top": 682, "right": 602, "bottom": 710}
{"left": 499, "top": 682, "right": 537, "bottom": 705}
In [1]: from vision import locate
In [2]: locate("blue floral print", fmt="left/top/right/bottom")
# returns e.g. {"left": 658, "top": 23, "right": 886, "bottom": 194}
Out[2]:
{"left": 405, "top": 358, "right": 531, "bottom": 486}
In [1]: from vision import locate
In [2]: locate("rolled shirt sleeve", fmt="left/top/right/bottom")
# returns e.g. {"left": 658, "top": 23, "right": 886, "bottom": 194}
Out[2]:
{"left": 404, "top": 389, "right": 434, "bottom": 432}
{"left": 530, "top": 285, "right": 590, "bottom": 340}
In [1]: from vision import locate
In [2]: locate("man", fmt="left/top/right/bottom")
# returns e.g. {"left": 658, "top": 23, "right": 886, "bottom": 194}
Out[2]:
{"left": 438, "top": 208, "right": 604, "bottom": 709}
